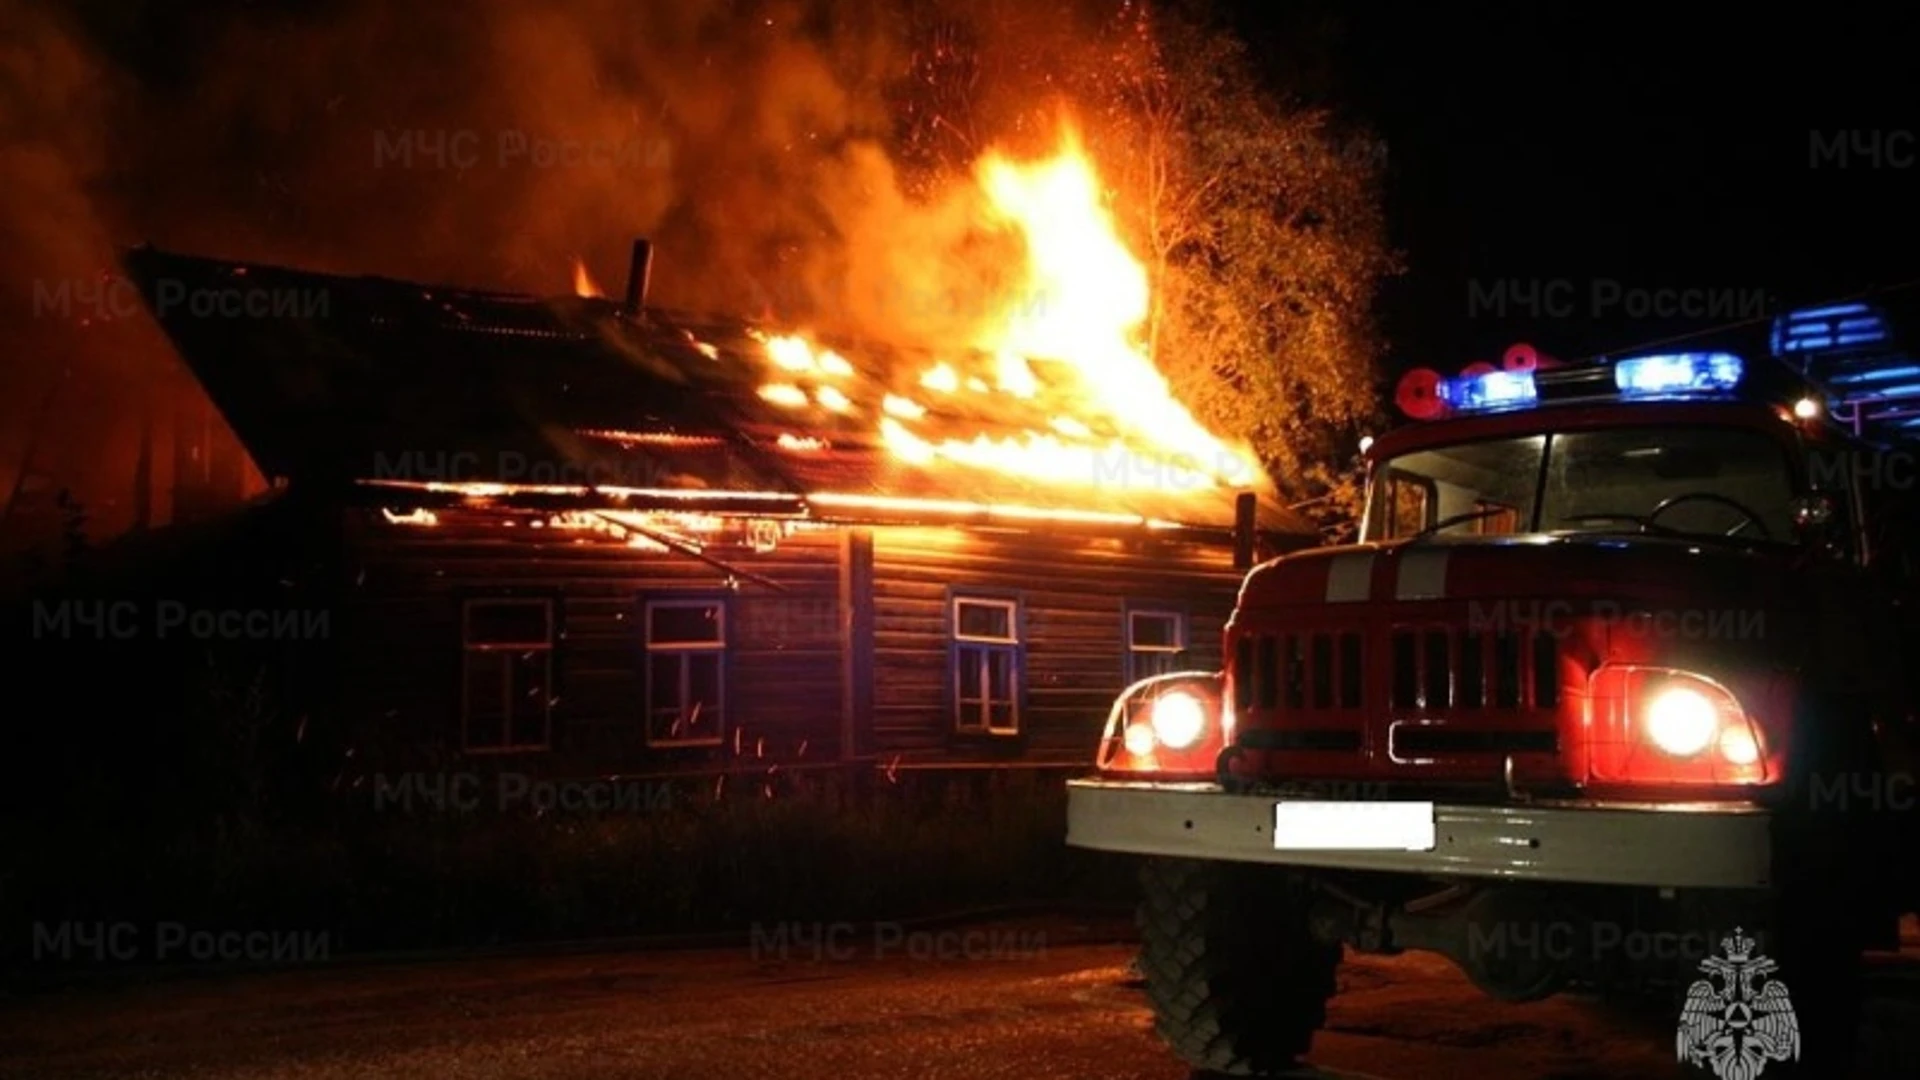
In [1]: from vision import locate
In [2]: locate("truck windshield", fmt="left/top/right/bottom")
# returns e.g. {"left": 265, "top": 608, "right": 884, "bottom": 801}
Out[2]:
{"left": 1363, "top": 426, "right": 1798, "bottom": 543}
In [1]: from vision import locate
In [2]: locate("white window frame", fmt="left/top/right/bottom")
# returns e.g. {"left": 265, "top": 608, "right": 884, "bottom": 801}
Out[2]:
{"left": 951, "top": 596, "right": 1020, "bottom": 736}
{"left": 644, "top": 598, "right": 727, "bottom": 748}
{"left": 1126, "top": 607, "right": 1189, "bottom": 685}
{"left": 461, "top": 597, "right": 554, "bottom": 754}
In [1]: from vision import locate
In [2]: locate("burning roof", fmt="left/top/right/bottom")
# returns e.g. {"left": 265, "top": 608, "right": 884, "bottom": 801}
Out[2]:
{"left": 124, "top": 244, "right": 1307, "bottom": 540}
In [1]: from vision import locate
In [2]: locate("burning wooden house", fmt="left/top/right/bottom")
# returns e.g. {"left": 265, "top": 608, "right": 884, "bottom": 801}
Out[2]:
{"left": 117, "top": 239, "right": 1313, "bottom": 780}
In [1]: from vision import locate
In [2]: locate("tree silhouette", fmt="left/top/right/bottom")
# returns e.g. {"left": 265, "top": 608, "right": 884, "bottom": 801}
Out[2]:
{"left": 896, "top": 0, "right": 1399, "bottom": 533}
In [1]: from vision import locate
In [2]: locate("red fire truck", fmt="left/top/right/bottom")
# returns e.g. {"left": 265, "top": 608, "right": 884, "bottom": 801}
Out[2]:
{"left": 1068, "top": 304, "right": 1920, "bottom": 1076}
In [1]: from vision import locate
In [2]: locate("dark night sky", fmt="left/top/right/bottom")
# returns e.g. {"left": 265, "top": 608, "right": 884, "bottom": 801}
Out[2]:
{"left": 60, "top": 0, "right": 1920, "bottom": 377}
{"left": 100, "top": 0, "right": 1917, "bottom": 377}
{"left": 1231, "top": 2, "right": 1920, "bottom": 379}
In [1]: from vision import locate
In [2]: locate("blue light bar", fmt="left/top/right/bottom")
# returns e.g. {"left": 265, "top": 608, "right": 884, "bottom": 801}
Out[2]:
{"left": 1771, "top": 302, "right": 1892, "bottom": 355}
{"left": 1437, "top": 369, "right": 1537, "bottom": 412}
{"left": 1841, "top": 381, "right": 1920, "bottom": 402}
{"left": 1613, "top": 352, "right": 1744, "bottom": 396}
{"left": 1825, "top": 364, "right": 1920, "bottom": 385}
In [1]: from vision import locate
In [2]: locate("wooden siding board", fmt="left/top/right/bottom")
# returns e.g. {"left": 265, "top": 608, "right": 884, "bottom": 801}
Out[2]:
{"left": 868, "top": 525, "right": 1241, "bottom": 757}
{"left": 338, "top": 508, "right": 1246, "bottom": 772}
{"left": 342, "top": 511, "right": 847, "bottom": 771}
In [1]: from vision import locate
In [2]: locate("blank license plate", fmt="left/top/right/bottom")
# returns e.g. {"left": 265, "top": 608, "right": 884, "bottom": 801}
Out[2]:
{"left": 1273, "top": 801, "right": 1436, "bottom": 851}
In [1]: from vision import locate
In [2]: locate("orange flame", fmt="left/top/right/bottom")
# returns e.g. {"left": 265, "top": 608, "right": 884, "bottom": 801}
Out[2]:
{"left": 756, "top": 330, "right": 854, "bottom": 377}
{"left": 572, "top": 258, "right": 604, "bottom": 298}
{"left": 749, "top": 126, "right": 1263, "bottom": 496}
{"left": 969, "top": 131, "right": 1254, "bottom": 480}
{"left": 776, "top": 433, "right": 828, "bottom": 452}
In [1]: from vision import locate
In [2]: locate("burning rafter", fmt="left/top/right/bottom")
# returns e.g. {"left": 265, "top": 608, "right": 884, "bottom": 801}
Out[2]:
{"left": 576, "top": 429, "right": 728, "bottom": 449}
{"left": 123, "top": 155, "right": 1303, "bottom": 541}
{"left": 357, "top": 477, "right": 1196, "bottom": 535}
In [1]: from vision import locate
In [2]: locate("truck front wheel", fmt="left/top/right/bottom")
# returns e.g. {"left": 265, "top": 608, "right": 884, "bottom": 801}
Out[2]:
{"left": 1137, "top": 857, "right": 1340, "bottom": 1076}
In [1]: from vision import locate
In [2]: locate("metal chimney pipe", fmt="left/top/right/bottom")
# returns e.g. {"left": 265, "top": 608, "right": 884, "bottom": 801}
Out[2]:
{"left": 1233, "top": 491, "right": 1257, "bottom": 570}
{"left": 624, "top": 238, "right": 653, "bottom": 314}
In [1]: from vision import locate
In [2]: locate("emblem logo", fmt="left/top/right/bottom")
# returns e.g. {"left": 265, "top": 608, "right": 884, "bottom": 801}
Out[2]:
{"left": 1676, "top": 927, "right": 1800, "bottom": 1079}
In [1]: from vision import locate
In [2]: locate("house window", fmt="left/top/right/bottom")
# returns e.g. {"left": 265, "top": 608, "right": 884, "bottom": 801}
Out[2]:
{"left": 462, "top": 598, "right": 554, "bottom": 753}
{"left": 1126, "top": 608, "right": 1188, "bottom": 684}
{"left": 952, "top": 595, "right": 1020, "bottom": 735}
{"left": 644, "top": 599, "right": 726, "bottom": 746}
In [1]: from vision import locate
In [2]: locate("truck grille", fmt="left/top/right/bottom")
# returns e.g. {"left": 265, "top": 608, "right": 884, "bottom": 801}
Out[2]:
{"left": 1389, "top": 627, "right": 1560, "bottom": 712}
{"left": 1232, "top": 624, "right": 1565, "bottom": 764}
{"left": 1233, "top": 631, "right": 1365, "bottom": 712}
{"left": 1233, "top": 627, "right": 1559, "bottom": 714}
{"left": 1388, "top": 724, "right": 1558, "bottom": 756}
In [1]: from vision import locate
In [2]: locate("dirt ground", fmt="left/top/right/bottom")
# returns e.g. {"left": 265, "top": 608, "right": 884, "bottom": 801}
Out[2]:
{"left": 3, "top": 916, "right": 1916, "bottom": 1079}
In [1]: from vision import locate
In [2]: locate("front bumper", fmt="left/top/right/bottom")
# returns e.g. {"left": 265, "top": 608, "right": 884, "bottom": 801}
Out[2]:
{"left": 1067, "top": 778, "right": 1773, "bottom": 890}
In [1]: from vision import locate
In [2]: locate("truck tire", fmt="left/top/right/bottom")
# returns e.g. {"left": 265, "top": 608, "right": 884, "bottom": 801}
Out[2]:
{"left": 1136, "top": 857, "right": 1339, "bottom": 1076}
{"left": 1673, "top": 694, "right": 1872, "bottom": 1078}
{"left": 1759, "top": 695, "right": 1872, "bottom": 1077}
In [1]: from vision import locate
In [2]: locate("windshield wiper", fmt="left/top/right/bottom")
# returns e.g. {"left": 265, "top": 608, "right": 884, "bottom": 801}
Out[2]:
{"left": 1409, "top": 507, "right": 1506, "bottom": 541}
{"left": 1554, "top": 512, "right": 1783, "bottom": 549}
{"left": 1555, "top": 511, "right": 1680, "bottom": 536}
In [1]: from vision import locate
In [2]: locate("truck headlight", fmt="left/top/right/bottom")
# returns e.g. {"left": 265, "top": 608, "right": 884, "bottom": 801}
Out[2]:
{"left": 1644, "top": 686, "right": 1718, "bottom": 756}
{"left": 1587, "top": 665, "right": 1768, "bottom": 785}
{"left": 1150, "top": 691, "right": 1207, "bottom": 750}
{"left": 1097, "top": 672, "right": 1228, "bottom": 777}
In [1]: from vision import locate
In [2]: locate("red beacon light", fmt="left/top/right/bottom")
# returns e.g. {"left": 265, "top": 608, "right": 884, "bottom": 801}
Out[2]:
{"left": 1504, "top": 342, "right": 1557, "bottom": 373}
{"left": 1396, "top": 343, "right": 1556, "bottom": 420}
{"left": 1394, "top": 367, "right": 1448, "bottom": 419}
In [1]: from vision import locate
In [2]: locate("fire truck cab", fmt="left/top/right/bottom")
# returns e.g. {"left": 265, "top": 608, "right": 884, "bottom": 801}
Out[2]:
{"left": 1067, "top": 305, "right": 1920, "bottom": 1077}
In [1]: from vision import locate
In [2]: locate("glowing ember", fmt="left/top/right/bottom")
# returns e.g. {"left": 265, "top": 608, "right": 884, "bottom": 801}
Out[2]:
{"left": 920, "top": 364, "right": 960, "bottom": 393}
{"left": 759, "top": 384, "right": 808, "bottom": 408}
{"left": 880, "top": 418, "right": 933, "bottom": 465}
{"left": 813, "top": 491, "right": 1186, "bottom": 529}
{"left": 994, "top": 351, "right": 1039, "bottom": 399}
{"left": 755, "top": 331, "right": 855, "bottom": 377}
{"left": 577, "top": 428, "right": 728, "bottom": 449}
{"left": 882, "top": 394, "right": 927, "bottom": 420}
{"left": 777, "top": 433, "right": 829, "bottom": 451}
{"left": 881, "top": 418, "right": 1218, "bottom": 490}
{"left": 572, "top": 258, "right": 604, "bottom": 298}
{"left": 380, "top": 507, "right": 439, "bottom": 526}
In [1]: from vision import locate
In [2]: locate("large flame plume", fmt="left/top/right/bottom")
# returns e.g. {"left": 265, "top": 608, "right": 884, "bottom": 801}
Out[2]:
{"left": 750, "top": 127, "right": 1263, "bottom": 495}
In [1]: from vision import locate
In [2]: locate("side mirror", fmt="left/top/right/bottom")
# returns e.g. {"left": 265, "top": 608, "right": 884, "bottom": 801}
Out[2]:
{"left": 1791, "top": 493, "right": 1836, "bottom": 530}
{"left": 1792, "top": 493, "right": 1849, "bottom": 557}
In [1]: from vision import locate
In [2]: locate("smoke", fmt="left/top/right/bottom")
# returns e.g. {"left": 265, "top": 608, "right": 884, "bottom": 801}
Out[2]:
{"left": 0, "top": 0, "right": 152, "bottom": 548}
{"left": 101, "top": 0, "right": 903, "bottom": 301}
{"left": 88, "top": 0, "right": 1096, "bottom": 326}
{"left": 0, "top": 0, "right": 1137, "bottom": 550}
